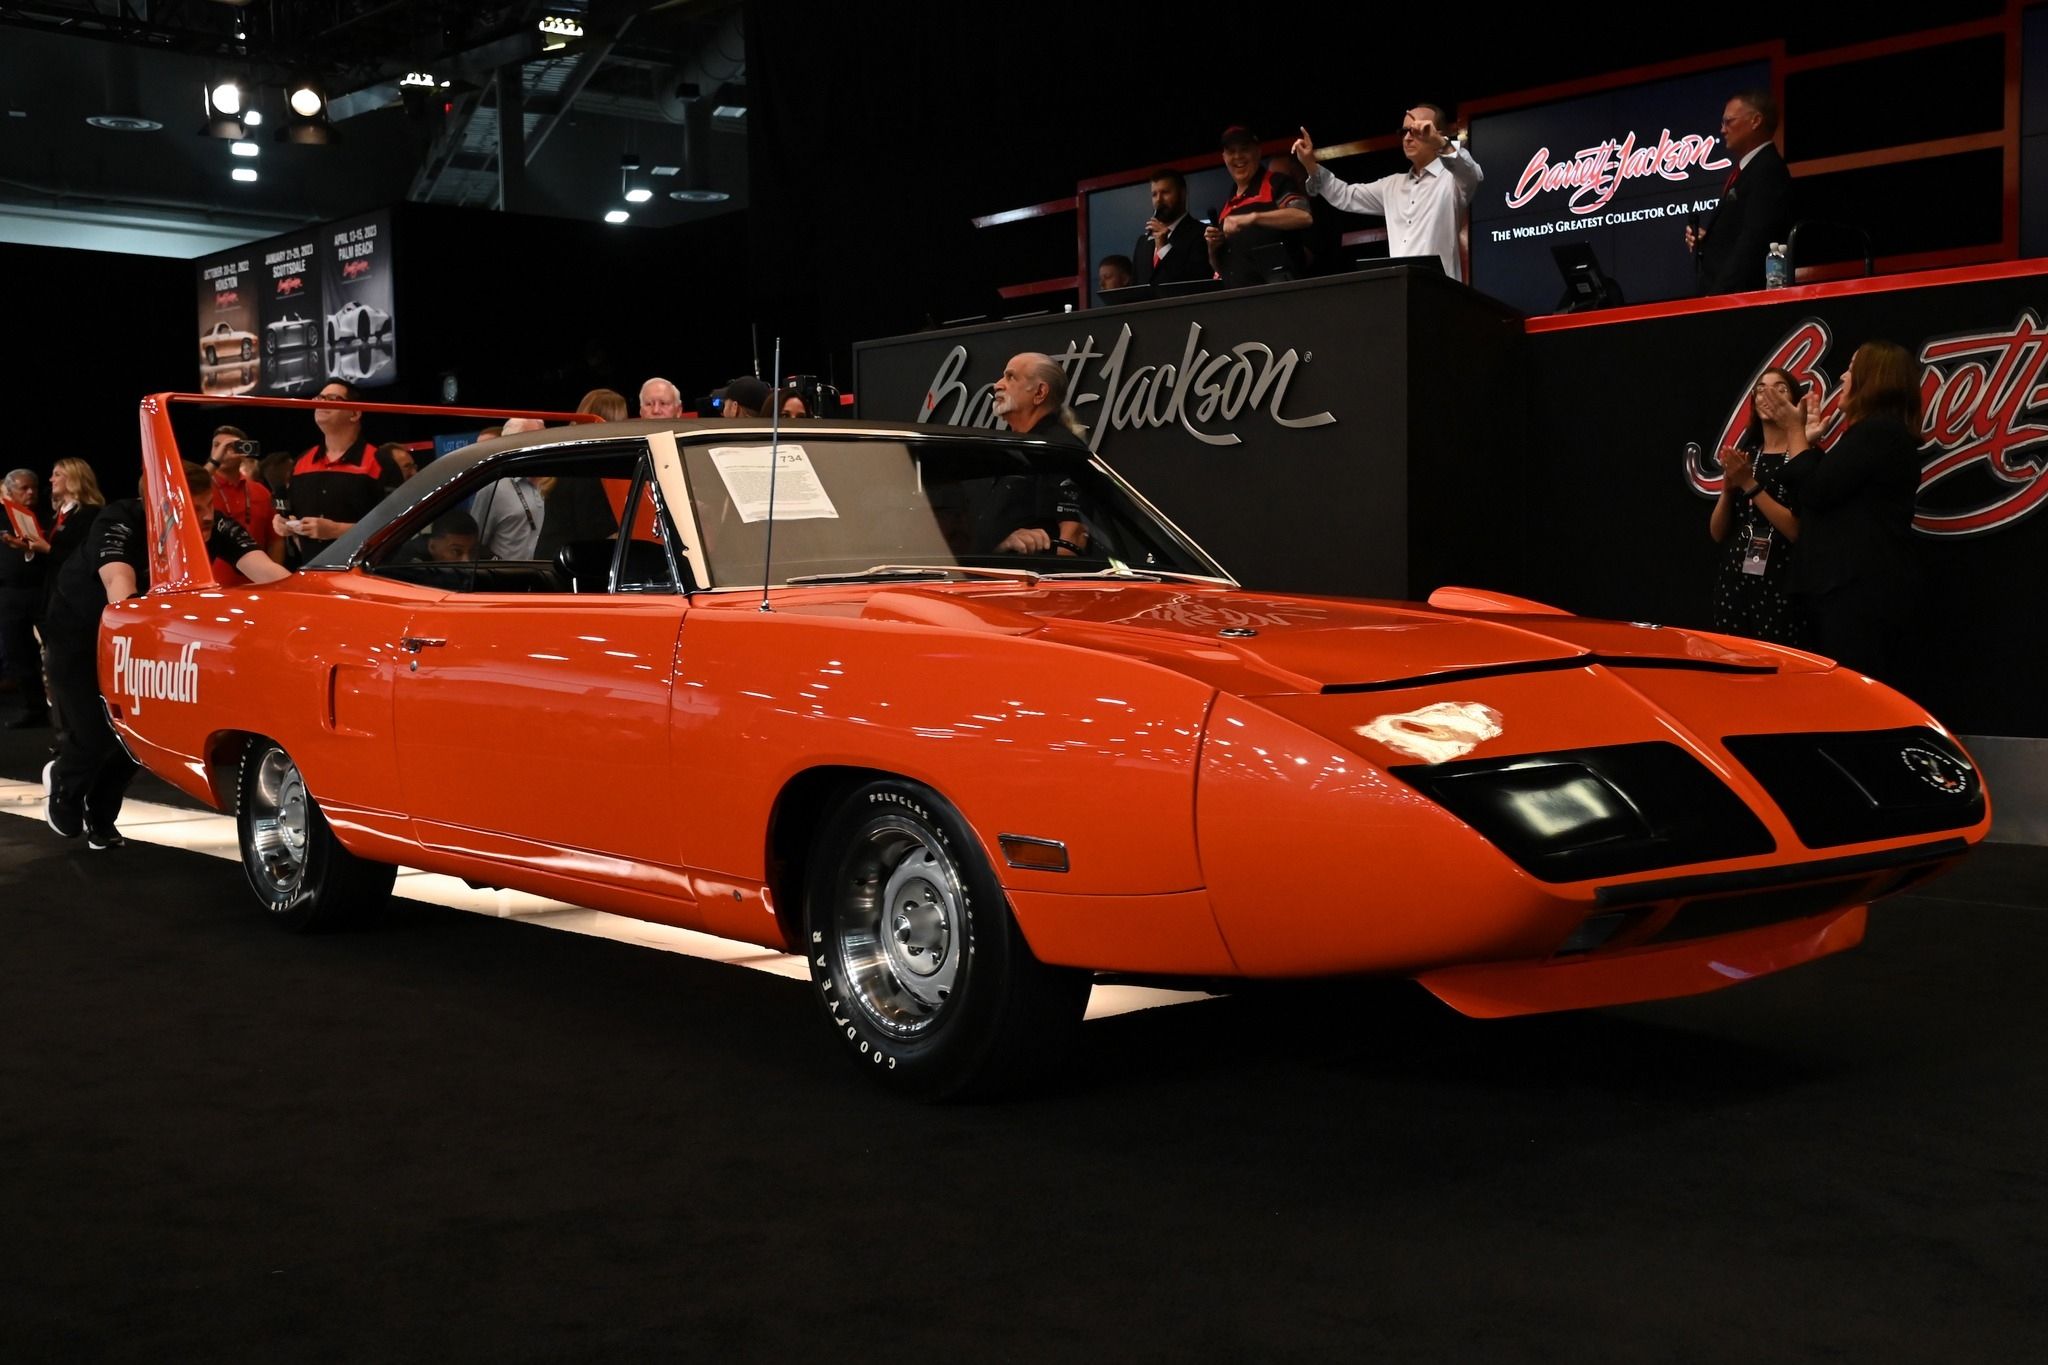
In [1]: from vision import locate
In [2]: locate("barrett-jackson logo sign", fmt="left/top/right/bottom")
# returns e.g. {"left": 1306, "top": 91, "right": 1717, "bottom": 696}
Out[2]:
{"left": 1506, "top": 128, "right": 1730, "bottom": 216}
{"left": 1687, "top": 312, "right": 2048, "bottom": 537}
{"left": 917, "top": 321, "right": 1336, "bottom": 449}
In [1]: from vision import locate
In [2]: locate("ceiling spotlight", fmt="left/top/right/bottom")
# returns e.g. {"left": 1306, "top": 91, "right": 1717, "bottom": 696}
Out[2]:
{"left": 86, "top": 114, "right": 163, "bottom": 132}
{"left": 604, "top": 209, "right": 630, "bottom": 224}
{"left": 288, "top": 83, "right": 325, "bottom": 119}
{"left": 624, "top": 187, "right": 653, "bottom": 204}
{"left": 669, "top": 188, "right": 731, "bottom": 203}
{"left": 244, "top": 108, "right": 263, "bottom": 126}
{"left": 539, "top": 15, "right": 585, "bottom": 45}
{"left": 401, "top": 72, "right": 438, "bottom": 89}
{"left": 209, "top": 80, "right": 244, "bottom": 115}
{"left": 230, "top": 140, "right": 258, "bottom": 157}
{"left": 231, "top": 167, "right": 258, "bottom": 183}
{"left": 712, "top": 105, "right": 747, "bottom": 121}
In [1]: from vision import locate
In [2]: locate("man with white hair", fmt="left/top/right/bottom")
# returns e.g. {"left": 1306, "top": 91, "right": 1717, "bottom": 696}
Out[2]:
{"left": 987, "top": 353, "right": 1091, "bottom": 556}
{"left": 638, "top": 377, "right": 682, "bottom": 419}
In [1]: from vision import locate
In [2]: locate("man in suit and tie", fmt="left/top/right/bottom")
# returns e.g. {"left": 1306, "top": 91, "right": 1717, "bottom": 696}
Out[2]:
{"left": 1686, "top": 89, "right": 1793, "bottom": 296}
{"left": 1132, "top": 170, "right": 1212, "bottom": 287}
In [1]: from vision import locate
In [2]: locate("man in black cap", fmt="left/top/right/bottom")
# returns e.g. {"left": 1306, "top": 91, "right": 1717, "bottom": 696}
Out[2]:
{"left": 720, "top": 375, "right": 774, "bottom": 419}
{"left": 1204, "top": 125, "right": 1312, "bottom": 287}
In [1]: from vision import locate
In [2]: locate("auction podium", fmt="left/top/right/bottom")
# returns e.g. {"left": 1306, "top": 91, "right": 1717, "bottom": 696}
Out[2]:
{"left": 853, "top": 267, "right": 1528, "bottom": 601}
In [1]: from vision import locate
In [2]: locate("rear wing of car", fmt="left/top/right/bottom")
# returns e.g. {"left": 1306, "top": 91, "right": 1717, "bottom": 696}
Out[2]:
{"left": 137, "top": 392, "right": 601, "bottom": 593}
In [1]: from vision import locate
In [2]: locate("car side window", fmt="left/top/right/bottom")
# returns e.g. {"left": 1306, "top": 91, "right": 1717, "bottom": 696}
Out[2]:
{"left": 367, "top": 444, "right": 649, "bottom": 595}
{"left": 614, "top": 464, "right": 685, "bottom": 593}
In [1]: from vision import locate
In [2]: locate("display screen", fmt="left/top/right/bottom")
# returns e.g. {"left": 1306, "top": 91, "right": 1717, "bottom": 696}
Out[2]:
{"left": 1468, "top": 62, "right": 1769, "bottom": 315}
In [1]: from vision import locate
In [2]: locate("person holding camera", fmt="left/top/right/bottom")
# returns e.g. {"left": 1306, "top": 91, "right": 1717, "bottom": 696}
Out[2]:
{"left": 206, "top": 426, "right": 283, "bottom": 580}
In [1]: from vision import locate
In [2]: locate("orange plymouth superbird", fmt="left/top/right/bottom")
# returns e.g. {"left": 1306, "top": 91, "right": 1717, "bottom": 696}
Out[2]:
{"left": 105, "top": 395, "right": 1990, "bottom": 1095}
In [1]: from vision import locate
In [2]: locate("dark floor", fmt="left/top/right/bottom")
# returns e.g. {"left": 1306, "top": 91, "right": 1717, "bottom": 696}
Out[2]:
{"left": 2, "top": 726, "right": 2045, "bottom": 1364}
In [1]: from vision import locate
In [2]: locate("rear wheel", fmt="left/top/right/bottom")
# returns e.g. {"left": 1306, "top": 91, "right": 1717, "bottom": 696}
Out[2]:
{"left": 804, "top": 779, "right": 1089, "bottom": 1098}
{"left": 237, "top": 742, "right": 394, "bottom": 931}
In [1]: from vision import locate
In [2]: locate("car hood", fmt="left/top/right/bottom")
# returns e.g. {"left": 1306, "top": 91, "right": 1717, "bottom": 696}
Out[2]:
{"left": 783, "top": 582, "right": 1817, "bottom": 696}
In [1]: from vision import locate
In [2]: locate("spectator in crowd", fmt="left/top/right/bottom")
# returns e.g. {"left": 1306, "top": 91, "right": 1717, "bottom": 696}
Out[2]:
{"left": 781, "top": 391, "right": 811, "bottom": 419}
{"left": 638, "top": 377, "right": 682, "bottom": 419}
{"left": 1, "top": 468, "right": 49, "bottom": 727}
{"left": 1710, "top": 368, "right": 1812, "bottom": 646}
{"left": 43, "top": 460, "right": 288, "bottom": 849}
{"left": 577, "top": 388, "right": 629, "bottom": 423}
{"left": 257, "top": 451, "right": 294, "bottom": 500}
{"left": 1685, "top": 89, "right": 1791, "bottom": 296}
{"left": 207, "top": 426, "right": 283, "bottom": 577}
{"left": 988, "top": 352, "right": 1090, "bottom": 557}
{"left": 1097, "top": 254, "right": 1135, "bottom": 294}
{"left": 720, "top": 376, "right": 773, "bottom": 419}
{"left": 29, "top": 459, "right": 106, "bottom": 740}
{"left": 1783, "top": 342, "right": 1926, "bottom": 687}
{"left": 426, "top": 511, "right": 480, "bottom": 562}
{"left": 1292, "top": 106, "right": 1483, "bottom": 282}
{"left": 34, "top": 458, "right": 106, "bottom": 584}
{"left": 1206, "top": 126, "right": 1314, "bottom": 287}
{"left": 274, "top": 381, "right": 403, "bottom": 567}
{"left": 474, "top": 425, "right": 548, "bottom": 563}
{"left": 380, "top": 443, "right": 420, "bottom": 482}
{"left": 534, "top": 392, "right": 626, "bottom": 556}
{"left": 1132, "top": 169, "right": 1211, "bottom": 287}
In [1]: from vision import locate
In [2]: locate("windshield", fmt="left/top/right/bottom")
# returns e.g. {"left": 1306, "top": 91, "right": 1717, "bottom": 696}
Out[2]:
{"left": 678, "top": 436, "right": 1230, "bottom": 589}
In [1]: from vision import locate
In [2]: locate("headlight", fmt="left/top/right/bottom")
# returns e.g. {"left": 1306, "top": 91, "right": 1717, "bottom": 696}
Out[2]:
{"left": 1393, "top": 742, "right": 1776, "bottom": 882}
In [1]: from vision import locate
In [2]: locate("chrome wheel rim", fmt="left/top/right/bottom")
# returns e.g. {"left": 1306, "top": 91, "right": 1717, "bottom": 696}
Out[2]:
{"left": 834, "top": 820, "right": 966, "bottom": 1036}
{"left": 248, "top": 748, "right": 311, "bottom": 900}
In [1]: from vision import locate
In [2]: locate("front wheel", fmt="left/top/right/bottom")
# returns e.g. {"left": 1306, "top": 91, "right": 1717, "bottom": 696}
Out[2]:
{"left": 804, "top": 779, "right": 1089, "bottom": 1098}
{"left": 237, "top": 741, "right": 395, "bottom": 931}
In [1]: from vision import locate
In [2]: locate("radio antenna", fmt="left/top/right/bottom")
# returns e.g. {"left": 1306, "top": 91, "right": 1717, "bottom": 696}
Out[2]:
{"left": 751, "top": 323, "right": 762, "bottom": 379}
{"left": 758, "top": 335, "right": 783, "bottom": 612}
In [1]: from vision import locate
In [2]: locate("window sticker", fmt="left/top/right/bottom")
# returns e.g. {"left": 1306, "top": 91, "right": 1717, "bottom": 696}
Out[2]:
{"left": 708, "top": 445, "right": 840, "bottom": 524}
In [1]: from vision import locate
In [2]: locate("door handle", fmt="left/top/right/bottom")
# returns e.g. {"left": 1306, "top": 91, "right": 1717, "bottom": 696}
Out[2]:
{"left": 399, "top": 636, "right": 448, "bottom": 653}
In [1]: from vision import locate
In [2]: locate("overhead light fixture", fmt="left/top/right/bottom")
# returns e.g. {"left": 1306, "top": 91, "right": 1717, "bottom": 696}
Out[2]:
{"left": 620, "top": 150, "right": 652, "bottom": 204}
{"left": 288, "top": 82, "right": 325, "bottom": 119}
{"left": 209, "top": 79, "right": 244, "bottom": 115}
{"left": 539, "top": 15, "right": 584, "bottom": 49}
{"left": 243, "top": 108, "right": 263, "bottom": 126}
{"left": 87, "top": 114, "right": 163, "bottom": 132}
{"left": 604, "top": 209, "right": 630, "bottom": 224}
{"left": 231, "top": 167, "right": 258, "bottom": 183}
{"left": 625, "top": 187, "right": 653, "bottom": 204}
{"left": 230, "top": 140, "right": 258, "bottom": 157}
{"left": 712, "top": 105, "right": 747, "bottom": 121}
{"left": 650, "top": 165, "right": 680, "bottom": 177}
{"left": 669, "top": 188, "right": 731, "bottom": 203}
{"left": 401, "top": 72, "right": 438, "bottom": 89}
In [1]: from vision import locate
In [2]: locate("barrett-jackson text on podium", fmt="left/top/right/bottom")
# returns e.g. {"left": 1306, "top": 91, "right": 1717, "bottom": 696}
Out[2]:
{"left": 916, "top": 321, "right": 1336, "bottom": 449}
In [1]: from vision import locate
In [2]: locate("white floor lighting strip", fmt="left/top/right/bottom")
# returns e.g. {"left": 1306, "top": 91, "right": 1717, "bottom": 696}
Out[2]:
{"left": 0, "top": 778, "right": 1209, "bottom": 1021}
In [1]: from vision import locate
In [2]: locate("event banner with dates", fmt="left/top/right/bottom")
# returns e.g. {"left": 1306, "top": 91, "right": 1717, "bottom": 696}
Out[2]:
{"left": 193, "top": 208, "right": 397, "bottom": 395}
{"left": 1469, "top": 62, "right": 1769, "bottom": 316}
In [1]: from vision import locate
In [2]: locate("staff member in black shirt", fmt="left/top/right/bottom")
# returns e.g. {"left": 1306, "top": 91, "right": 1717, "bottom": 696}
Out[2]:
{"left": 1205, "top": 125, "right": 1312, "bottom": 287}
{"left": 43, "top": 462, "right": 287, "bottom": 849}
{"left": 274, "top": 381, "right": 403, "bottom": 567}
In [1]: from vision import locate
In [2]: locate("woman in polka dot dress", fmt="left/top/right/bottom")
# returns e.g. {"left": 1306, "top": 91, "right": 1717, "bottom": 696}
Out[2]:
{"left": 1710, "top": 367, "right": 1813, "bottom": 647}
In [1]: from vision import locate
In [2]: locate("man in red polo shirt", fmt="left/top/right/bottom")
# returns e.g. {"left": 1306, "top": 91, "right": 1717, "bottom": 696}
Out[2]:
{"left": 1204, "top": 125, "right": 1313, "bottom": 287}
{"left": 206, "top": 425, "right": 281, "bottom": 584}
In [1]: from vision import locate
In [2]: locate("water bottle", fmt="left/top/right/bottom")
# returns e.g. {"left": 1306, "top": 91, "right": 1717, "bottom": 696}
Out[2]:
{"left": 1765, "top": 242, "right": 1791, "bottom": 289}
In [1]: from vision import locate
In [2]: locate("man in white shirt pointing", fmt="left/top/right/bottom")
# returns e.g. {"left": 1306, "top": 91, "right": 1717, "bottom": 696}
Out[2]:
{"left": 1292, "top": 106, "right": 1483, "bottom": 282}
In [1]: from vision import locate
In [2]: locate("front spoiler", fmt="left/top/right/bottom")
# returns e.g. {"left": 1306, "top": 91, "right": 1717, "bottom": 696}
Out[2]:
{"left": 1416, "top": 904, "right": 1869, "bottom": 1019}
